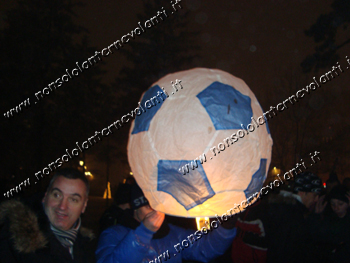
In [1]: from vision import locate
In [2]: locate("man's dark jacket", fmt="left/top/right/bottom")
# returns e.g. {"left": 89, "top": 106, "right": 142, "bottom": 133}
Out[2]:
{"left": 0, "top": 196, "right": 95, "bottom": 263}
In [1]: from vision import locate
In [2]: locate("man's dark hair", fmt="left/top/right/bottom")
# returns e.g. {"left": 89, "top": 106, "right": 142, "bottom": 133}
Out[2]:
{"left": 47, "top": 168, "right": 90, "bottom": 196}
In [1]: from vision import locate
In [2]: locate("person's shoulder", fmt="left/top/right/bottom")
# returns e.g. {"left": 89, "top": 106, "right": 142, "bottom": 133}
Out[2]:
{"left": 98, "top": 223, "right": 146, "bottom": 247}
{"left": 100, "top": 223, "right": 132, "bottom": 237}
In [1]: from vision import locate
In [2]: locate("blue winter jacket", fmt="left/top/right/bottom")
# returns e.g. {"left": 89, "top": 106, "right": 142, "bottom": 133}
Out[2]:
{"left": 96, "top": 221, "right": 236, "bottom": 263}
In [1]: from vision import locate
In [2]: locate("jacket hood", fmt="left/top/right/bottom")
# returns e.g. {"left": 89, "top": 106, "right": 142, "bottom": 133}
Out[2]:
{"left": 0, "top": 199, "right": 47, "bottom": 253}
{"left": 0, "top": 199, "right": 94, "bottom": 253}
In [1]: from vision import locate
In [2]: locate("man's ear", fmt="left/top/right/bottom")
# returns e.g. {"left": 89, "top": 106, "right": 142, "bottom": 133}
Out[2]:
{"left": 82, "top": 199, "right": 88, "bottom": 214}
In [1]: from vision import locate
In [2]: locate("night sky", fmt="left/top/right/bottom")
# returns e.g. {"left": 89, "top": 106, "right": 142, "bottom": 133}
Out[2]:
{"left": 1, "top": 0, "right": 350, "bottom": 196}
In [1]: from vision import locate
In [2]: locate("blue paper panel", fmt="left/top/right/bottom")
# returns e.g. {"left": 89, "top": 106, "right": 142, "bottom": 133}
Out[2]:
{"left": 259, "top": 103, "right": 271, "bottom": 135}
{"left": 197, "top": 81, "right": 253, "bottom": 130}
{"left": 265, "top": 121, "right": 271, "bottom": 134}
{"left": 157, "top": 160, "right": 215, "bottom": 210}
{"left": 131, "top": 85, "right": 166, "bottom": 135}
{"left": 244, "top": 159, "right": 268, "bottom": 200}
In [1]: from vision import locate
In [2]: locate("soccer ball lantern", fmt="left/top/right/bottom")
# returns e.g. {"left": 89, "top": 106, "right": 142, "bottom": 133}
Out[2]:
{"left": 127, "top": 68, "right": 273, "bottom": 217}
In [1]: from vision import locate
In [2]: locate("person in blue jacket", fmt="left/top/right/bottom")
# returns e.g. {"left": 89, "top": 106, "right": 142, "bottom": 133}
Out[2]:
{"left": 96, "top": 184, "right": 237, "bottom": 263}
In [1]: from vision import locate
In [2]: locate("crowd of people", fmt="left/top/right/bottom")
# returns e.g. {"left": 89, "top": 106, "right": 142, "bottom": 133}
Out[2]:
{"left": 232, "top": 171, "right": 350, "bottom": 263}
{"left": 0, "top": 168, "right": 349, "bottom": 263}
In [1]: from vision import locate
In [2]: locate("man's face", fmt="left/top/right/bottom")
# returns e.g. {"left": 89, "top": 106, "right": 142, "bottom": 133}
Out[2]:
{"left": 43, "top": 176, "right": 88, "bottom": 231}
{"left": 299, "top": 191, "right": 319, "bottom": 209}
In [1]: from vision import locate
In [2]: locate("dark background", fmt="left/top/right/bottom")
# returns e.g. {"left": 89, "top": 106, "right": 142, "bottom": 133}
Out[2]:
{"left": 1, "top": 0, "right": 349, "bottom": 209}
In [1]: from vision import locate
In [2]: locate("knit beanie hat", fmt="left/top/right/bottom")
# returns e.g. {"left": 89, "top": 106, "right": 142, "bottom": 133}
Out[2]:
{"left": 130, "top": 184, "right": 149, "bottom": 210}
{"left": 328, "top": 185, "right": 349, "bottom": 204}
{"left": 294, "top": 172, "right": 323, "bottom": 194}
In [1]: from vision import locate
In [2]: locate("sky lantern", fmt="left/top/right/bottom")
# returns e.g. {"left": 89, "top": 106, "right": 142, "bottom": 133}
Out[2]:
{"left": 127, "top": 68, "right": 273, "bottom": 217}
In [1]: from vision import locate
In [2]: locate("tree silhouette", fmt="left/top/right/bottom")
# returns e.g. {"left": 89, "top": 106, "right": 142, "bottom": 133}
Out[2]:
{"left": 301, "top": 0, "right": 350, "bottom": 72}
{"left": 265, "top": 68, "right": 313, "bottom": 172}
{"left": 93, "top": 0, "right": 202, "bottom": 185}
{"left": 115, "top": 0, "right": 200, "bottom": 113}
{"left": 0, "top": 0, "right": 115, "bottom": 194}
